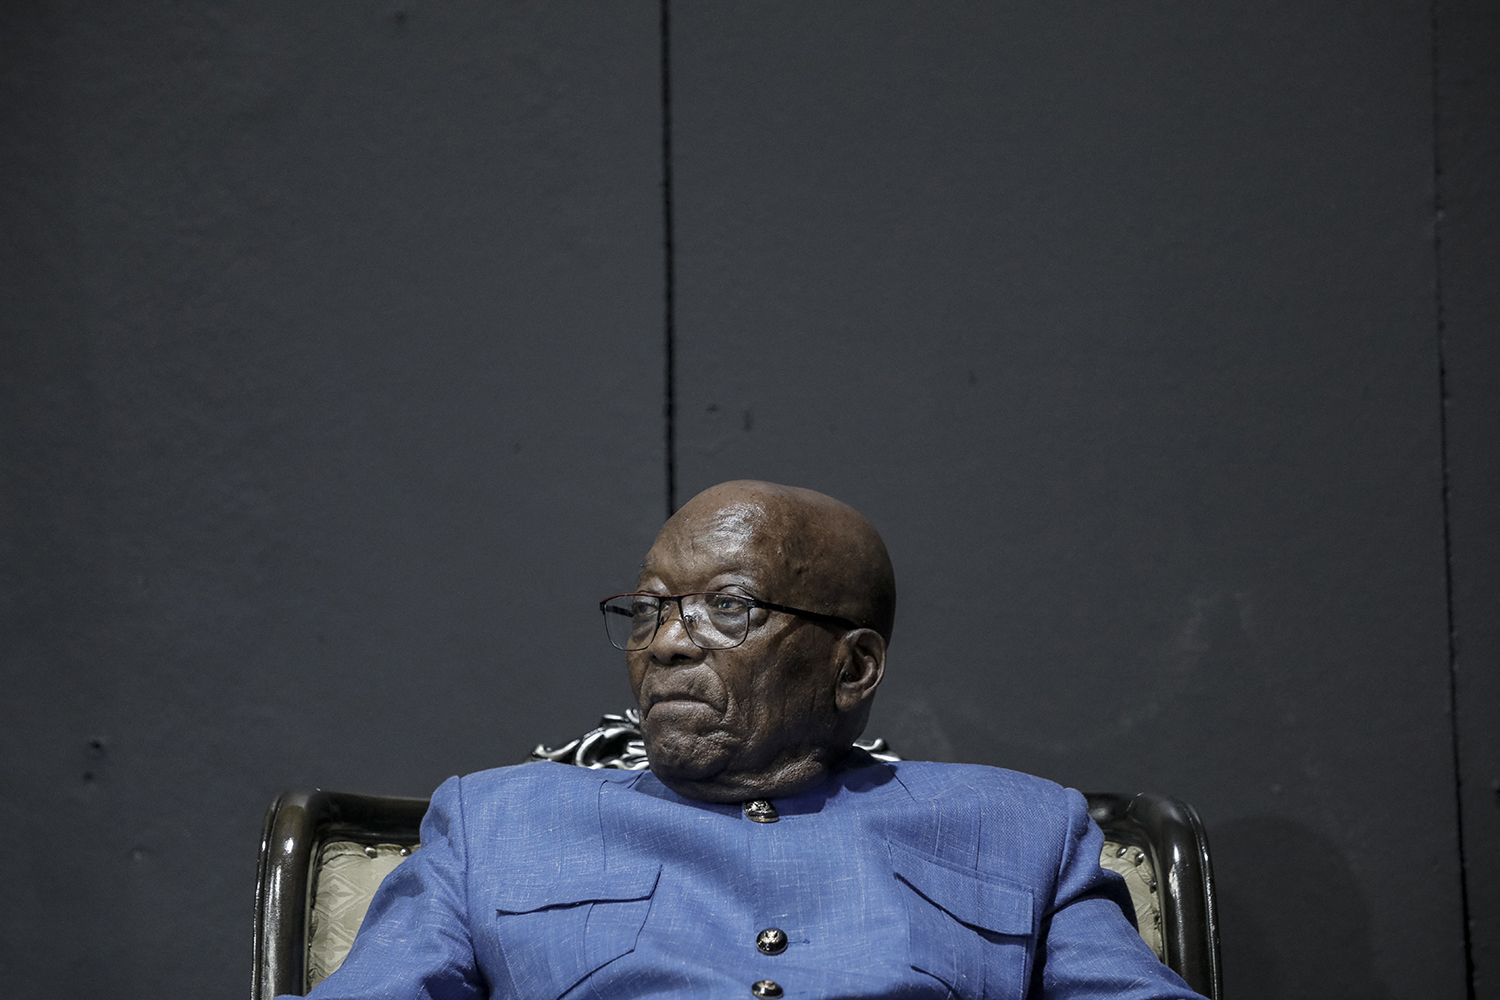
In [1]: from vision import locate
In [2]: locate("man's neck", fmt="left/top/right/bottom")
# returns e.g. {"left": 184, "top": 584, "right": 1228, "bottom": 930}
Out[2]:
{"left": 650, "top": 743, "right": 854, "bottom": 804}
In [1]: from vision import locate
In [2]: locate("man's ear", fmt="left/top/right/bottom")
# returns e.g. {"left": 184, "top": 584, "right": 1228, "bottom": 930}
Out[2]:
{"left": 834, "top": 628, "right": 886, "bottom": 712}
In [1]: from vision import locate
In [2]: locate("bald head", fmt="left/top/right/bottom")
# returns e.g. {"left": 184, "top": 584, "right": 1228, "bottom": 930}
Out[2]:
{"left": 665, "top": 481, "right": 896, "bottom": 643}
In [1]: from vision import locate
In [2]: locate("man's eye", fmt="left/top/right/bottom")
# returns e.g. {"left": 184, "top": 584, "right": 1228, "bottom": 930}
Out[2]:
{"left": 712, "top": 596, "right": 745, "bottom": 611}
{"left": 630, "top": 600, "right": 660, "bottom": 618}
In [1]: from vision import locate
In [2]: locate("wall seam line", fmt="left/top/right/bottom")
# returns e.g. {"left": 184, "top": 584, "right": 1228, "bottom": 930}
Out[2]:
{"left": 1430, "top": 3, "right": 1477, "bottom": 998}
{"left": 660, "top": 0, "right": 677, "bottom": 519}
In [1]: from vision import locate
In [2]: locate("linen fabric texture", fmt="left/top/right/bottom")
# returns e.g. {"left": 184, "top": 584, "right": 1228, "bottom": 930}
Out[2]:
{"left": 291, "top": 752, "right": 1205, "bottom": 1000}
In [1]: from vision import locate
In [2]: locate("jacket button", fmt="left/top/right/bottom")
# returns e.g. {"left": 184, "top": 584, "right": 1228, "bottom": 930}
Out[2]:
{"left": 751, "top": 980, "right": 783, "bottom": 998}
{"left": 756, "top": 928, "right": 788, "bottom": 955}
{"left": 743, "top": 799, "right": 779, "bottom": 823}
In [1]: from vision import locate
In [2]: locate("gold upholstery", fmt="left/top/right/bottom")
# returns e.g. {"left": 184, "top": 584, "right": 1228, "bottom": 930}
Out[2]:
{"left": 1099, "top": 840, "right": 1165, "bottom": 960}
{"left": 305, "top": 842, "right": 419, "bottom": 992}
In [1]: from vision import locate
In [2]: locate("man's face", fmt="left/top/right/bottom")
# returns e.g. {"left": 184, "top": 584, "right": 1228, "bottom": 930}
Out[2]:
{"left": 627, "top": 502, "right": 843, "bottom": 797}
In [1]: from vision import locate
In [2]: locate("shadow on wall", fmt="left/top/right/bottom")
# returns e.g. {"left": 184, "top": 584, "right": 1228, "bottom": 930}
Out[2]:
{"left": 1212, "top": 816, "right": 1392, "bottom": 1000}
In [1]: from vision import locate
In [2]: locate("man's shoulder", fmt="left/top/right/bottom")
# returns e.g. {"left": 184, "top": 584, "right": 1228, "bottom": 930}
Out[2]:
{"left": 883, "top": 759, "right": 1082, "bottom": 830}
{"left": 457, "top": 759, "right": 638, "bottom": 791}
{"left": 877, "top": 760, "right": 1090, "bottom": 882}
{"left": 422, "top": 762, "right": 640, "bottom": 852}
{"left": 886, "top": 758, "right": 1072, "bottom": 801}
{"left": 440, "top": 761, "right": 636, "bottom": 821}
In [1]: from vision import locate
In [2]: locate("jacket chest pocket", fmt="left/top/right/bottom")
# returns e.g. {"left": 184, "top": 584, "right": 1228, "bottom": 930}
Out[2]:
{"left": 891, "top": 843, "right": 1035, "bottom": 1000}
{"left": 492, "top": 864, "right": 661, "bottom": 1000}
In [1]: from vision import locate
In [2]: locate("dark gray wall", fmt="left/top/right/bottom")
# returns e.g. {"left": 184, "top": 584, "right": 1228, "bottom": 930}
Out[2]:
{"left": 670, "top": 9, "right": 1454, "bottom": 1000}
{"left": 0, "top": 2, "right": 1493, "bottom": 999}
{"left": 0, "top": 2, "right": 662, "bottom": 995}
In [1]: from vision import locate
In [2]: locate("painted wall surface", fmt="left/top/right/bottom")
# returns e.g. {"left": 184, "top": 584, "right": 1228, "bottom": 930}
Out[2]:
{"left": 0, "top": 3, "right": 1493, "bottom": 999}
{"left": 669, "top": 6, "right": 1465, "bottom": 1000}
{"left": 0, "top": 2, "right": 662, "bottom": 995}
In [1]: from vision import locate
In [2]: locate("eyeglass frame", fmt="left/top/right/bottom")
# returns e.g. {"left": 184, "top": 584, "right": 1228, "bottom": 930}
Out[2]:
{"left": 599, "top": 591, "right": 862, "bottom": 651}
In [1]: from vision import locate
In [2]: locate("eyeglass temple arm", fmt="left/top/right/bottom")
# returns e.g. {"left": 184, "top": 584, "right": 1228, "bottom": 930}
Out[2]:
{"left": 750, "top": 598, "right": 860, "bottom": 631}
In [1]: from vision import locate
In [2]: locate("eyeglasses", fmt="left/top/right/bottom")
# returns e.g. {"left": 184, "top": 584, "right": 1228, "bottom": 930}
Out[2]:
{"left": 599, "top": 592, "right": 860, "bottom": 651}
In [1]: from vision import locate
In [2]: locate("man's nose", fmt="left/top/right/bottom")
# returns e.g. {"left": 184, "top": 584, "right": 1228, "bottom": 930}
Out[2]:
{"left": 648, "top": 599, "right": 704, "bottom": 663}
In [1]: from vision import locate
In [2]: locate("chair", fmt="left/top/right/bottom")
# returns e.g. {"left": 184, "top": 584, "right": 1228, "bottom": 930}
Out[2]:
{"left": 252, "top": 713, "right": 1222, "bottom": 1000}
{"left": 1087, "top": 791, "right": 1222, "bottom": 998}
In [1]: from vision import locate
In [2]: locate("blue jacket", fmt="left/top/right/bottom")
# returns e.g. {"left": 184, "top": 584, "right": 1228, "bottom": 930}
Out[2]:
{"left": 301, "top": 752, "right": 1203, "bottom": 1000}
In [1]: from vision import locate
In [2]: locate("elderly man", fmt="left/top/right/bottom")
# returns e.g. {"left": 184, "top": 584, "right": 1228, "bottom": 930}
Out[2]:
{"left": 295, "top": 481, "right": 1205, "bottom": 1000}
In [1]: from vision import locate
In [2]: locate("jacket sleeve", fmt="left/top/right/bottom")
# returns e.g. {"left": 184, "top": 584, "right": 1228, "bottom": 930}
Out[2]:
{"left": 290, "top": 775, "right": 488, "bottom": 1000}
{"left": 1033, "top": 789, "right": 1207, "bottom": 1000}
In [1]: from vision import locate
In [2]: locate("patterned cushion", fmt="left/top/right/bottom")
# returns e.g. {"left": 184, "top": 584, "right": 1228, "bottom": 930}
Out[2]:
{"left": 1099, "top": 840, "right": 1164, "bottom": 960}
{"left": 305, "top": 841, "right": 419, "bottom": 992}
{"left": 301, "top": 835, "right": 1163, "bottom": 988}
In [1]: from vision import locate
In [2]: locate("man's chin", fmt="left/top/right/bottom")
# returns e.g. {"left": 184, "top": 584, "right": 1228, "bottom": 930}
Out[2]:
{"left": 641, "top": 717, "right": 733, "bottom": 785}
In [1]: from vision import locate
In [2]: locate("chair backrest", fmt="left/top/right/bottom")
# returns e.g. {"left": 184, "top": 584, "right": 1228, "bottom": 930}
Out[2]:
{"left": 252, "top": 789, "right": 428, "bottom": 999}
{"left": 1086, "top": 791, "right": 1222, "bottom": 999}
{"left": 252, "top": 717, "right": 1221, "bottom": 1000}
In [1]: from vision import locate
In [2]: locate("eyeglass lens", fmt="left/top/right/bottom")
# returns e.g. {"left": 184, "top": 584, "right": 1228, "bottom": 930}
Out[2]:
{"left": 602, "top": 593, "right": 752, "bottom": 651}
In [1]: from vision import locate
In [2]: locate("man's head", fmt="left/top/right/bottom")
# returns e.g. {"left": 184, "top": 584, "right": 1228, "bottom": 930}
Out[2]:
{"left": 626, "top": 480, "right": 895, "bottom": 803}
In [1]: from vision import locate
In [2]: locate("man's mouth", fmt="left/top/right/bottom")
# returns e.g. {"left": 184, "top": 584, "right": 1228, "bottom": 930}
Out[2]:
{"left": 649, "top": 692, "right": 700, "bottom": 707}
{"left": 645, "top": 691, "right": 716, "bottom": 716}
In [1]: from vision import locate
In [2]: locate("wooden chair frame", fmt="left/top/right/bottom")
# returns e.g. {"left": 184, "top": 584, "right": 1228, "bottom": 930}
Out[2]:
{"left": 1086, "top": 791, "right": 1223, "bottom": 999}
